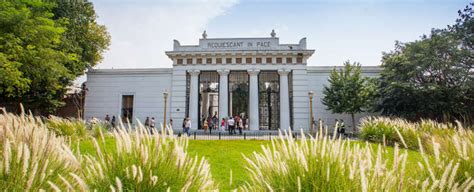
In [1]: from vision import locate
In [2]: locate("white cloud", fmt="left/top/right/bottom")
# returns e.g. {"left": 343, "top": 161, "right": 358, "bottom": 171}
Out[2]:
{"left": 92, "top": 0, "right": 239, "bottom": 69}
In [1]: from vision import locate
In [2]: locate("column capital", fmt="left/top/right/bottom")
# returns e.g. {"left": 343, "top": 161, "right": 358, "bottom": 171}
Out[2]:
{"left": 217, "top": 69, "right": 230, "bottom": 76}
{"left": 188, "top": 69, "right": 200, "bottom": 76}
{"left": 278, "top": 68, "right": 291, "bottom": 76}
{"left": 247, "top": 69, "right": 260, "bottom": 76}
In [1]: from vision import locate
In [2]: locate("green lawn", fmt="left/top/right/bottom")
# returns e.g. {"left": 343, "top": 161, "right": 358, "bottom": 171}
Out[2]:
{"left": 76, "top": 138, "right": 425, "bottom": 191}
{"left": 187, "top": 140, "right": 270, "bottom": 190}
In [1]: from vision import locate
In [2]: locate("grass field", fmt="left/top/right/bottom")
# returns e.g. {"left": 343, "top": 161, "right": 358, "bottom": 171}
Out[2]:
{"left": 75, "top": 137, "right": 425, "bottom": 191}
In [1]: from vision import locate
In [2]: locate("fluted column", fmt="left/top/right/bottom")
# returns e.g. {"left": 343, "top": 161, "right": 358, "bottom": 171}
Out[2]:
{"left": 217, "top": 69, "right": 230, "bottom": 120}
{"left": 188, "top": 70, "right": 200, "bottom": 130}
{"left": 248, "top": 69, "right": 260, "bottom": 130}
{"left": 278, "top": 69, "right": 291, "bottom": 130}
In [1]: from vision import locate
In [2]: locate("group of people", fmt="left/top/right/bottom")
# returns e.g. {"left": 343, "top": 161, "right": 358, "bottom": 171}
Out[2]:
{"left": 225, "top": 115, "right": 246, "bottom": 135}
{"left": 201, "top": 114, "right": 219, "bottom": 132}
{"left": 103, "top": 115, "right": 160, "bottom": 132}
{"left": 144, "top": 117, "right": 156, "bottom": 129}
{"left": 313, "top": 118, "right": 346, "bottom": 137}
{"left": 178, "top": 114, "right": 248, "bottom": 136}
{"left": 104, "top": 114, "right": 116, "bottom": 129}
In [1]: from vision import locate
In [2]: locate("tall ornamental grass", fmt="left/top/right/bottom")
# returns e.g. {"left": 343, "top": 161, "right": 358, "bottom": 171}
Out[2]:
{"left": 0, "top": 109, "right": 86, "bottom": 191}
{"left": 240, "top": 128, "right": 473, "bottom": 191}
{"left": 46, "top": 116, "right": 88, "bottom": 140}
{"left": 80, "top": 124, "right": 217, "bottom": 191}
{"left": 359, "top": 117, "right": 473, "bottom": 182}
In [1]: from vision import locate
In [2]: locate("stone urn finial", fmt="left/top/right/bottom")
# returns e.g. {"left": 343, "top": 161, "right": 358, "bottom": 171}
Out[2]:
{"left": 202, "top": 30, "right": 207, "bottom": 39}
{"left": 270, "top": 29, "right": 276, "bottom": 37}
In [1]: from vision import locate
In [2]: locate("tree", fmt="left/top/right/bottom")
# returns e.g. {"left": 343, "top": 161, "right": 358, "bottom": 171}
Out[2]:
{"left": 322, "top": 61, "right": 376, "bottom": 132}
{"left": 377, "top": 4, "right": 473, "bottom": 124}
{"left": 0, "top": 1, "right": 72, "bottom": 113}
{"left": 0, "top": 1, "right": 109, "bottom": 114}
{"left": 52, "top": 0, "right": 110, "bottom": 77}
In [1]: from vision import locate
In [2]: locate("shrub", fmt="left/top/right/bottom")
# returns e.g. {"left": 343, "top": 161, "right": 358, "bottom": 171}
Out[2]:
{"left": 0, "top": 109, "right": 86, "bottom": 191}
{"left": 240, "top": 130, "right": 473, "bottom": 191}
{"left": 80, "top": 125, "right": 217, "bottom": 191}
{"left": 46, "top": 116, "right": 88, "bottom": 140}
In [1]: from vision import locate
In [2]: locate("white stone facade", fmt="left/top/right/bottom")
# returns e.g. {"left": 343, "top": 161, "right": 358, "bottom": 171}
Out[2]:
{"left": 84, "top": 34, "right": 381, "bottom": 132}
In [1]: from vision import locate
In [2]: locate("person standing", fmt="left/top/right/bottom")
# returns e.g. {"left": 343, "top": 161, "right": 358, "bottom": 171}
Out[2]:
{"left": 144, "top": 117, "right": 150, "bottom": 128}
{"left": 111, "top": 116, "right": 116, "bottom": 129}
{"left": 221, "top": 118, "right": 226, "bottom": 131}
{"left": 339, "top": 119, "right": 346, "bottom": 138}
{"left": 150, "top": 117, "right": 156, "bottom": 134}
{"left": 334, "top": 119, "right": 340, "bottom": 136}
{"left": 227, "top": 117, "right": 235, "bottom": 135}
{"left": 203, "top": 119, "right": 209, "bottom": 133}
{"left": 238, "top": 118, "right": 243, "bottom": 135}
{"left": 184, "top": 117, "right": 191, "bottom": 136}
{"left": 105, "top": 114, "right": 110, "bottom": 124}
{"left": 212, "top": 115, "right": 218, "bottom": 130}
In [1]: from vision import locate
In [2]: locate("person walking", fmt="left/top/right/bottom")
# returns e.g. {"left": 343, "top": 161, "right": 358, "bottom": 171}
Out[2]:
{"left": 184, "top": 117, "right": 191, "bottom": 136}
{"left": 238, "top": 117, "right": 243, "bottom": 135}
{"left": 227, "top": 117, "right": 235, "bottom": 135}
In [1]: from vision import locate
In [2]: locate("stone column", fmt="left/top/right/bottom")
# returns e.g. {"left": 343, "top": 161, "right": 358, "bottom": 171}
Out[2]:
{"left": 217, "top": 69, "right": 229, "bottom": 120}
{"left": 188, "top": 70, "right": 200, "bottom": 130}
{"left": 278, "top": 69, "right": 291, "bottom": 130}
{"left": 248, "top": 69, "right": 260, "bottom": 130}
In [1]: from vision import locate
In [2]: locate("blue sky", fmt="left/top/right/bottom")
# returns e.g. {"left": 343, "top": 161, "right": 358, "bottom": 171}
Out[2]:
{"left": 90, "top": 0, "right": 469, "bottom": 69}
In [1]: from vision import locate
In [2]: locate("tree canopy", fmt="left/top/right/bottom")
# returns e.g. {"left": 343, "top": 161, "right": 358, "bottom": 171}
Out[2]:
{"left": 322, "top": 61, "right": 376, "bottom": 131}
{"left": 376, "top": 3, "right": 473, "bottom": 124}
{"left": 0, "top": 0, "right": 110, "bottom": 114}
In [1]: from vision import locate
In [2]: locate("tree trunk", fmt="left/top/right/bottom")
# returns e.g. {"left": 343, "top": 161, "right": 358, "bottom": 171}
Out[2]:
{"left": 351, "top": 113, "right": 356, "bottom": 133}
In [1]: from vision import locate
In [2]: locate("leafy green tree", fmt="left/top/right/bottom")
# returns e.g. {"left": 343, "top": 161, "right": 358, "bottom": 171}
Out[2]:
{"left": 0, "top": 1, "right": 109, "bottom": 114}
{"left": 377, "top": 4, "right": 473, "bottom": 124}
{"left": 322, "top": 61, "right": 376, "bottom": 132}
{"left": 0, "top": 1, "right": 72, "bottom": 113}
{"left": 52, "top": 0, "right": 110, "bottom": 77}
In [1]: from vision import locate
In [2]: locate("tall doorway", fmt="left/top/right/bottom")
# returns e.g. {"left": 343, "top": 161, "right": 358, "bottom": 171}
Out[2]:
{"left": 258, "top": 71, "right": 280, "bottom": 130}
{"left": 228, "top": 71, "right": 249, "bottom": 119}
{"left": 199, "top": 71, "right": 219, "bottom": 129}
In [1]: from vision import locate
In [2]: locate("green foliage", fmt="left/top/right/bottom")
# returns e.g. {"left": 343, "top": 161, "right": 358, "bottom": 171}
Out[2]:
{"left": 90, "top": 121, "right": 108, "bottom": 138}
{"left": 322, "top": 61, "right": 376, "bottom": 131}
{"left": 52, "top": 0, "right": 111, "bottom": 77}
{"left": 360, "top": 117, "right": 474, "bottom": 182}
{"left": 0, "top": 1, "right": 72, "bottom": 113}
{"left": 81, "top": 127, "right": 217, "bottom": 191}
{"left": 0, "top": 1, "right": 110, "bottom": 114}
{"left": 0, "top": 109, "right": 85, "bottom": 191}
{"left": 46, "top": 116, "right": 87, "bottom": 139}
{"left": 240, "top": 130, "right": 474, "bottom": 191}
{"left": 377, "top": 4, "right": 474, "bottom": 124}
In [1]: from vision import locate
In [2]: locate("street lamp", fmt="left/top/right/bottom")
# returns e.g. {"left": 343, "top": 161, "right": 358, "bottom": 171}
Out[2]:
{"left": 308, "top": 91, "right": 314, "bottom": 134}
{"left": 163, "top": 90, "right": 169, "bottom": 129}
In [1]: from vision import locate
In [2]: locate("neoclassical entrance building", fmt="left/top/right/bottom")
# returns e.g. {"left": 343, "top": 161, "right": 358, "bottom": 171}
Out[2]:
{"left": 84, "top": 31, "right": 380, "bottom": 131}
